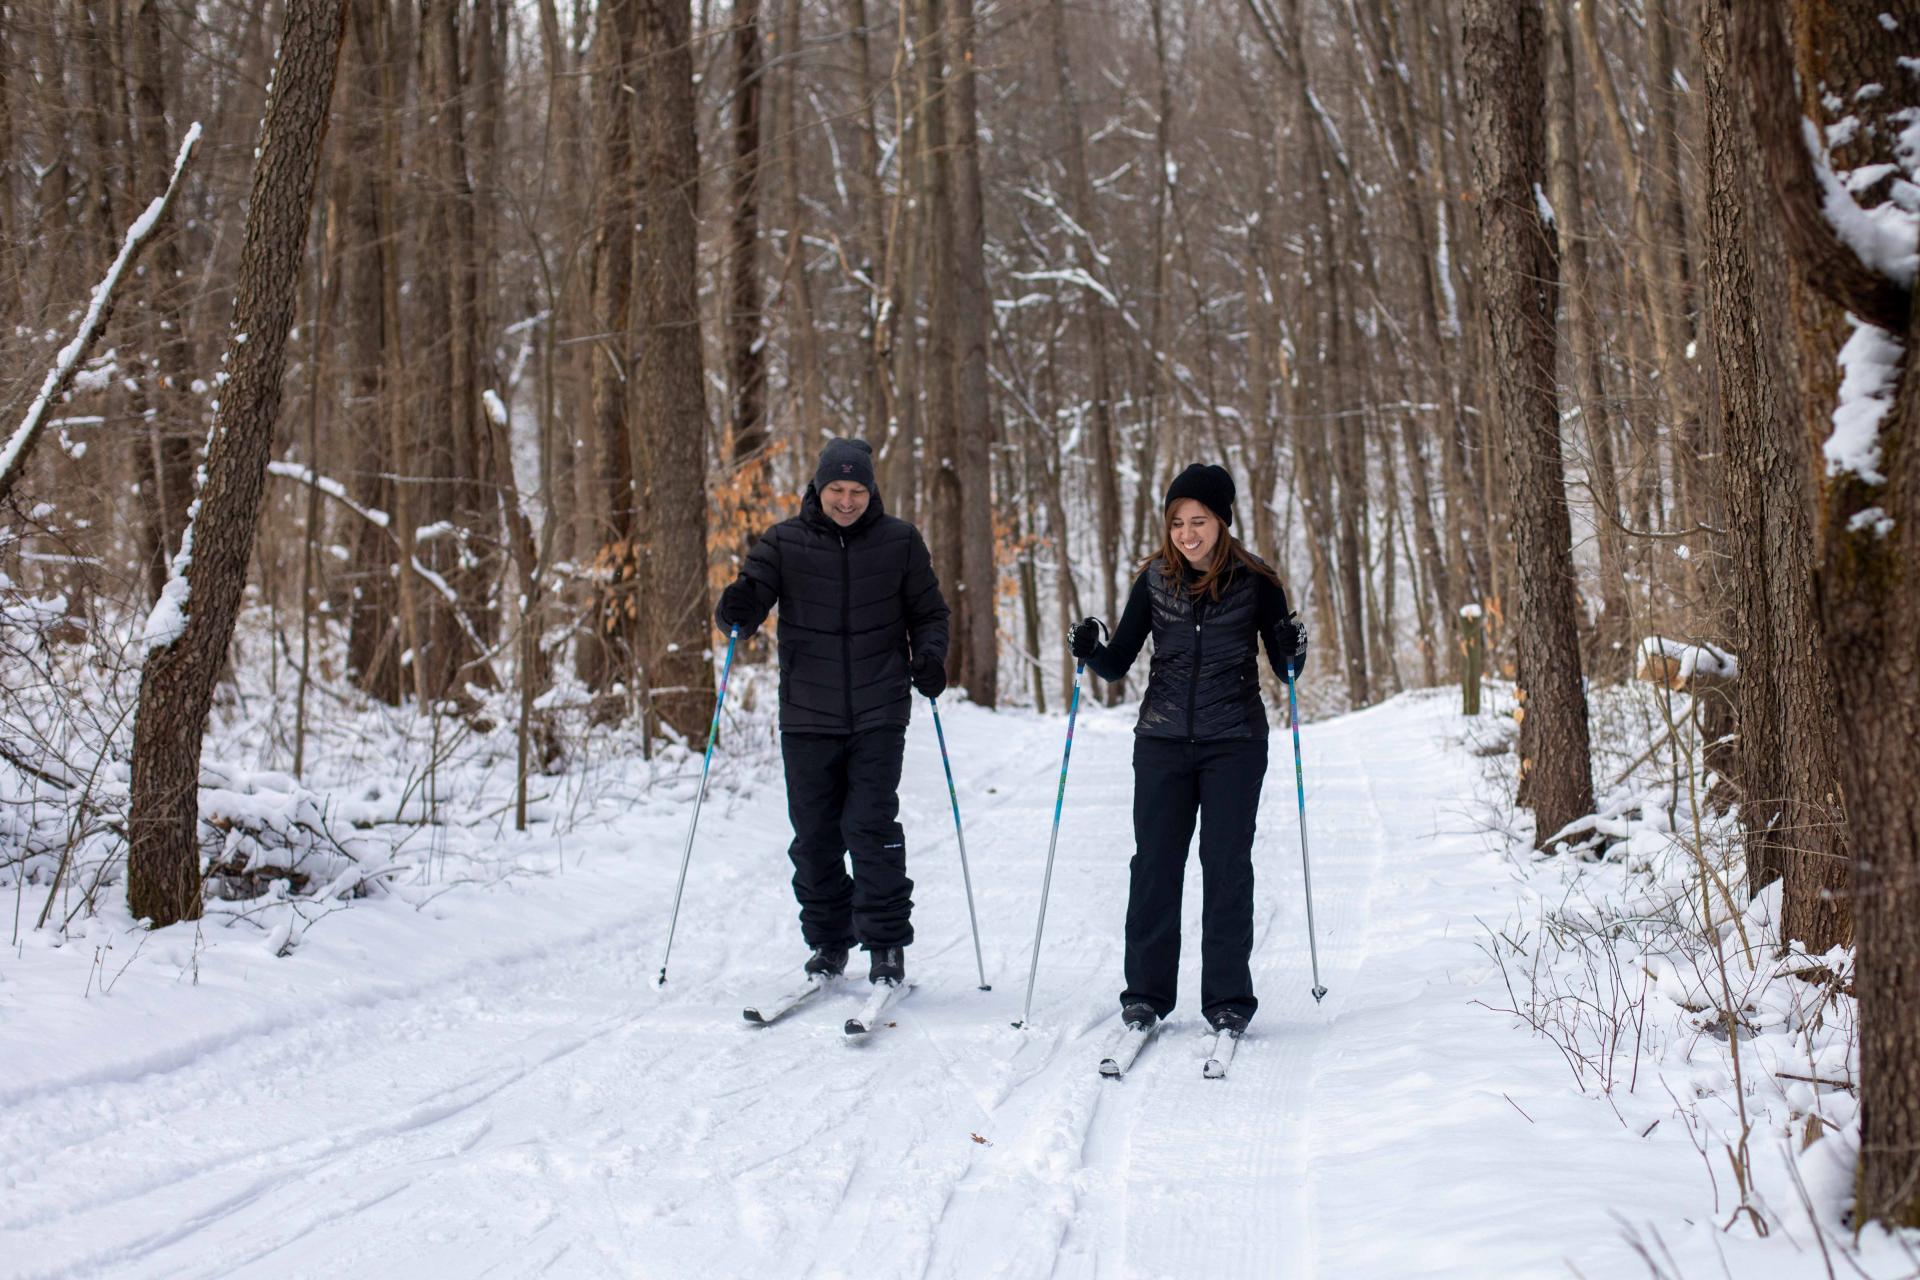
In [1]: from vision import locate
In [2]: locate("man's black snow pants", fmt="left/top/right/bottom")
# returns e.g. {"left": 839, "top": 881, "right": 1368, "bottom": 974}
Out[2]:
{"left": 1122, "top": 736, "right": 1268, "bottom": 1024}
{"left": 781, "top": 728, "right": 914, "bottom": 951}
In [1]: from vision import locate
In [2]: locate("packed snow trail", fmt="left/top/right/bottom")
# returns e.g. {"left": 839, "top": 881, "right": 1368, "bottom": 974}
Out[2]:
{"left": 0, "top": 692, "right": 1776, "bottom": 1277}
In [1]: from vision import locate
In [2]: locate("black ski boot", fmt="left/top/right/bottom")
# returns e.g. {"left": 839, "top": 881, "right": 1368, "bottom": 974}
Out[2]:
{"left": 1206, "top": 1007, "right": 1250, "bottom": 1036}
{"left": 868, "top": 946, "right": 906, "bottom": 985}
{"left": 1121, "top": 1002, "right": 1159, "bottom": 1031}
{"left": 805, "top": 946, "right": 849, "bottom": 979}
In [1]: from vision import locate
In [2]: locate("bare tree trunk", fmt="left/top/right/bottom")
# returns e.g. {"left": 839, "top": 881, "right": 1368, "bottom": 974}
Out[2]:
{"left": 632, "top": 0, "right": 713, "bottom": 741}
{"left": 726, "top": 0, "right": 766, "bottom": 465}
{"left": 1463, "top": 0, "right": 1594, "bottom": 846}
{"left": 127, "top": 0, "right": 345, "bottom": 928}
{"left": 1543, "top": 0, "right": 1632, "bottom": 678}
{"left": 128, "top": 0, "right": 195, "bottom": 607}
{"left": 1699, "top": 0, "right": 1847, "bottom": 947}
{"left": 578, "top": 0, "right": 640, "bottom": 698}
{"left": 1045, "top": 0, "right": 1122, "bottom": 683}
{"left": 337, "top": 0, "right": 402, "bottom": 703}
{"left": 917, "top": 0, "right": 964, "bottom": 682}
{"left": 774, "top": 0, "right": 824, "bottom": 451}
{"left": 948, "top": 0, "right": 995, "bottom": 706}
{"left": 847, "top": 0, "right": 891, "bottom": 447}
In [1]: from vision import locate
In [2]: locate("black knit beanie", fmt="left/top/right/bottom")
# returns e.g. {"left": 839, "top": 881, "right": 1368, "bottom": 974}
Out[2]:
{"left": 1164, "top": 463, "right": 1236, "bottom": 527}
{"left": 815, "top": 438, "right": 876, "bottom": 492}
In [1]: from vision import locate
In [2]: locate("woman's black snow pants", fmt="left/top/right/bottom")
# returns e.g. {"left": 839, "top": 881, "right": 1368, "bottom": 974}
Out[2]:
{"left": 1122, "top": 736, "right": 1268, "bottom": 1024}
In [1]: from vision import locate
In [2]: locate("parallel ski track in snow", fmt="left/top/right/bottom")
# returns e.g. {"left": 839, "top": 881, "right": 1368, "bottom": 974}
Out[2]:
{"left": 0, "top": 692, "right": 1594, "bottom": 1279}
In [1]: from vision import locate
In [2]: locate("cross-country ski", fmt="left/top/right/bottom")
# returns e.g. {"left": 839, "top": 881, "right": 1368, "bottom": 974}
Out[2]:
{"left": 1202, "top": 1028, "right": 1242, "bottom": 1079}
{"left": 740, "top": 973, "right": 836, "bottom": 1026}
{"left": 843, "top": 979, "right": 910, "bottom": 1038}
{"left": 1097, "top": 1009, "right": 1160, "bottom": 1079}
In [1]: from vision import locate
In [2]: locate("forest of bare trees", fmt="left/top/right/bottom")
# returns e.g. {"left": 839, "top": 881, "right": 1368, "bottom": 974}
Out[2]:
{"left": 1, "top": 0, "right": 1916, "bottom": 1227}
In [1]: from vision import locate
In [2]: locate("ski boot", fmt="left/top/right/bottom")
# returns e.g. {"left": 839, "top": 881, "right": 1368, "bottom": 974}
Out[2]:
{"left": 1205, "top": 1007, "right": 1250, "bottom": 1036}
{"left": 868, "top": 946, "right": 906, "bottom": 986}
{"left": 1121, "top": 1002, "right": 1159, "bottom": 1032}
{"left": 805, "top": 946, "right": 849, "bottom": 979}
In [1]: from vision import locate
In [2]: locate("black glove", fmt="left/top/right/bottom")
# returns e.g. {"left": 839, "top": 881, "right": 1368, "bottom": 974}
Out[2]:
{"left": 911, "top": 651, "right": 947, "bottom": 698}
{"left": 1271, "top": 615, "right": 1309, "bottom": 679}
{"left": 716, "top": 579, "right": 758, "bottom": 633}
{"left": 1069, "top": 617, "right": 1104, "bottom": 660}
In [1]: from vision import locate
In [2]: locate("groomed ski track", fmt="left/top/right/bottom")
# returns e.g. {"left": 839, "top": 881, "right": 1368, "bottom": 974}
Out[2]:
{"left": 1, "top": 692, "right": 1716, "bottom": 1279}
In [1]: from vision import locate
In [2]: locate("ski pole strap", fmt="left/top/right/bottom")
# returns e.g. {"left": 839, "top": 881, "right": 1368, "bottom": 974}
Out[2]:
{"left": 701, "top": 628, "right": 740, "bottom": 763}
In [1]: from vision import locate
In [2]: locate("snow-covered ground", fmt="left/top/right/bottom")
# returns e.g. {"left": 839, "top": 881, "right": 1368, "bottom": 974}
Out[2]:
{"left": 0, "top": 689, "right": 1881, "bottom": 1277}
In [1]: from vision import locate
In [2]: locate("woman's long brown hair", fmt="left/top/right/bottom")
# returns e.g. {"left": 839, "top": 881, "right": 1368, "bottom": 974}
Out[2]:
{"left": 1142, "top": 507, "right": 1283, "bottom": 602}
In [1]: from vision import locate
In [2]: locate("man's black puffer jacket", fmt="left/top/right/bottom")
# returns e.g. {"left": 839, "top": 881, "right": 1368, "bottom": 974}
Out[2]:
{"left": 719, "top": 484, "right": 950, "bottom": 734}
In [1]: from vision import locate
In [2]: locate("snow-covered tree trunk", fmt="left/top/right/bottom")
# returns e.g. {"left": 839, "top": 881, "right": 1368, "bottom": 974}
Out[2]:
{"left": 1462, "top": 0, "right": 1595, "bottom": 846}
{"left": 1739, "top": 0, "right": 1920, "bottom": 1227}
{"left": 126, "top": 0, "right": 346, "bottom": 928}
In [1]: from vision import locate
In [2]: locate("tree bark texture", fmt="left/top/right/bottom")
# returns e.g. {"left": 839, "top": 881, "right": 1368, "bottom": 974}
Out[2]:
{"left": 577, "top": 0, "right": 641, "bottom": 696}
{"left": 947, "top": 0, "right": 996, "bottom": 707}
{"left": 1462, "top": 0, "right": 1594, "bottom": 846}
{"left": 632, "top": 0, "right": 714, "bottom": 741}
{"left": 1699, "top": 0, "right": 1848, "bottom": 951}
{"left": 1738, "top": 0, "right": 1920, "bottom": 1227}
{"left": 126, "top": 0, "right": 346, "bottom": 928}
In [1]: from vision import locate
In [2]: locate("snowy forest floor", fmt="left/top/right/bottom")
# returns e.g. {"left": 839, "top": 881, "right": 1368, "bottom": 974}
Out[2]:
{"left": 0, "top": 685, "right": 1904, "bottom": 1278}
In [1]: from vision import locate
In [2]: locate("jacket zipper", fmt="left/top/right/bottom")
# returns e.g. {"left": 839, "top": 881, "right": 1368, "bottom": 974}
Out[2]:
{"left": 1187, "top": 597, "right": 1203, "bottom": 742}
{"left": 840, "top": 532, "right": 855, "bottom": 731}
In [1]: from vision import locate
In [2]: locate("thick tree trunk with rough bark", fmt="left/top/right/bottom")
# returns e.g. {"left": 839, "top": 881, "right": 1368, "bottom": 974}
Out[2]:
{"left": 948, "top": 0, "right": 996, "bottom": 707}
{"left": 632, "top": 0, "right": 713, "bottom": 741}
{"left": 1737, "top": 0, "right": 1920, "bottom": 1228}
{"left": 340, "top": 0, "right": 402, "bottom": 705}
{"left": 577, "top": 0, "right": 640, "bottom": 697}
{"left": 917, "top": 0, "right": 965, "bottom": 683}
{"left": 1463, "top": 0, "right": 1594, "bottom": 846}
{"left": 1699, "top": 0, "right": 1848, "bottom": 950}
{"left": 126, "top": 0, "right": 345, "bottom": 928}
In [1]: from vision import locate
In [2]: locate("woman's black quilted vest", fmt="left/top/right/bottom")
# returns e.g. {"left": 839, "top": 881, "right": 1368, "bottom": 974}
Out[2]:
{"left": 1136, "top": 561, "right": 1269, "bottom": 741}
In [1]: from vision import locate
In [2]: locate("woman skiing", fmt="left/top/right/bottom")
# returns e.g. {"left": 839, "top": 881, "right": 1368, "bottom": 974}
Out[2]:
{"left": 1069, "top": 463, "right": 1308, "bottom": 1038}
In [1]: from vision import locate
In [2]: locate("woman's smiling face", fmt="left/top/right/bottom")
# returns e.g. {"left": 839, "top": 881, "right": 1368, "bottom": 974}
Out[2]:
{"left": 1168, "top": 499, "right": 1220, "bottom": 566}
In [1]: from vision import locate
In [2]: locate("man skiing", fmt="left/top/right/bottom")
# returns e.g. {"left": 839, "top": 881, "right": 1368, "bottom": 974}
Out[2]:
{"left": 715, "top": 439, "right": 950, "bottom": 987}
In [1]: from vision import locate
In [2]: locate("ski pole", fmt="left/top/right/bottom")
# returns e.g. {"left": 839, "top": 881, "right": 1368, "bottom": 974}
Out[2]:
{"left": 656, "top": 625, "right": 741, "bottom": 987}
{"left": 1286, "top": 669, "right": 1328, "bottom": 1003}
{"left": 1016, "top": 623, "right": 1104, "bottom": 1029}
{"left": 929, "top": 696, "right": 990, "bottom": 991}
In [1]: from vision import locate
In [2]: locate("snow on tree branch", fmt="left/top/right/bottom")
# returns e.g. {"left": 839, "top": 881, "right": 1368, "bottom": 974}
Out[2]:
{"left": 0, "top": 122, "right": 203, "bottom": 511}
